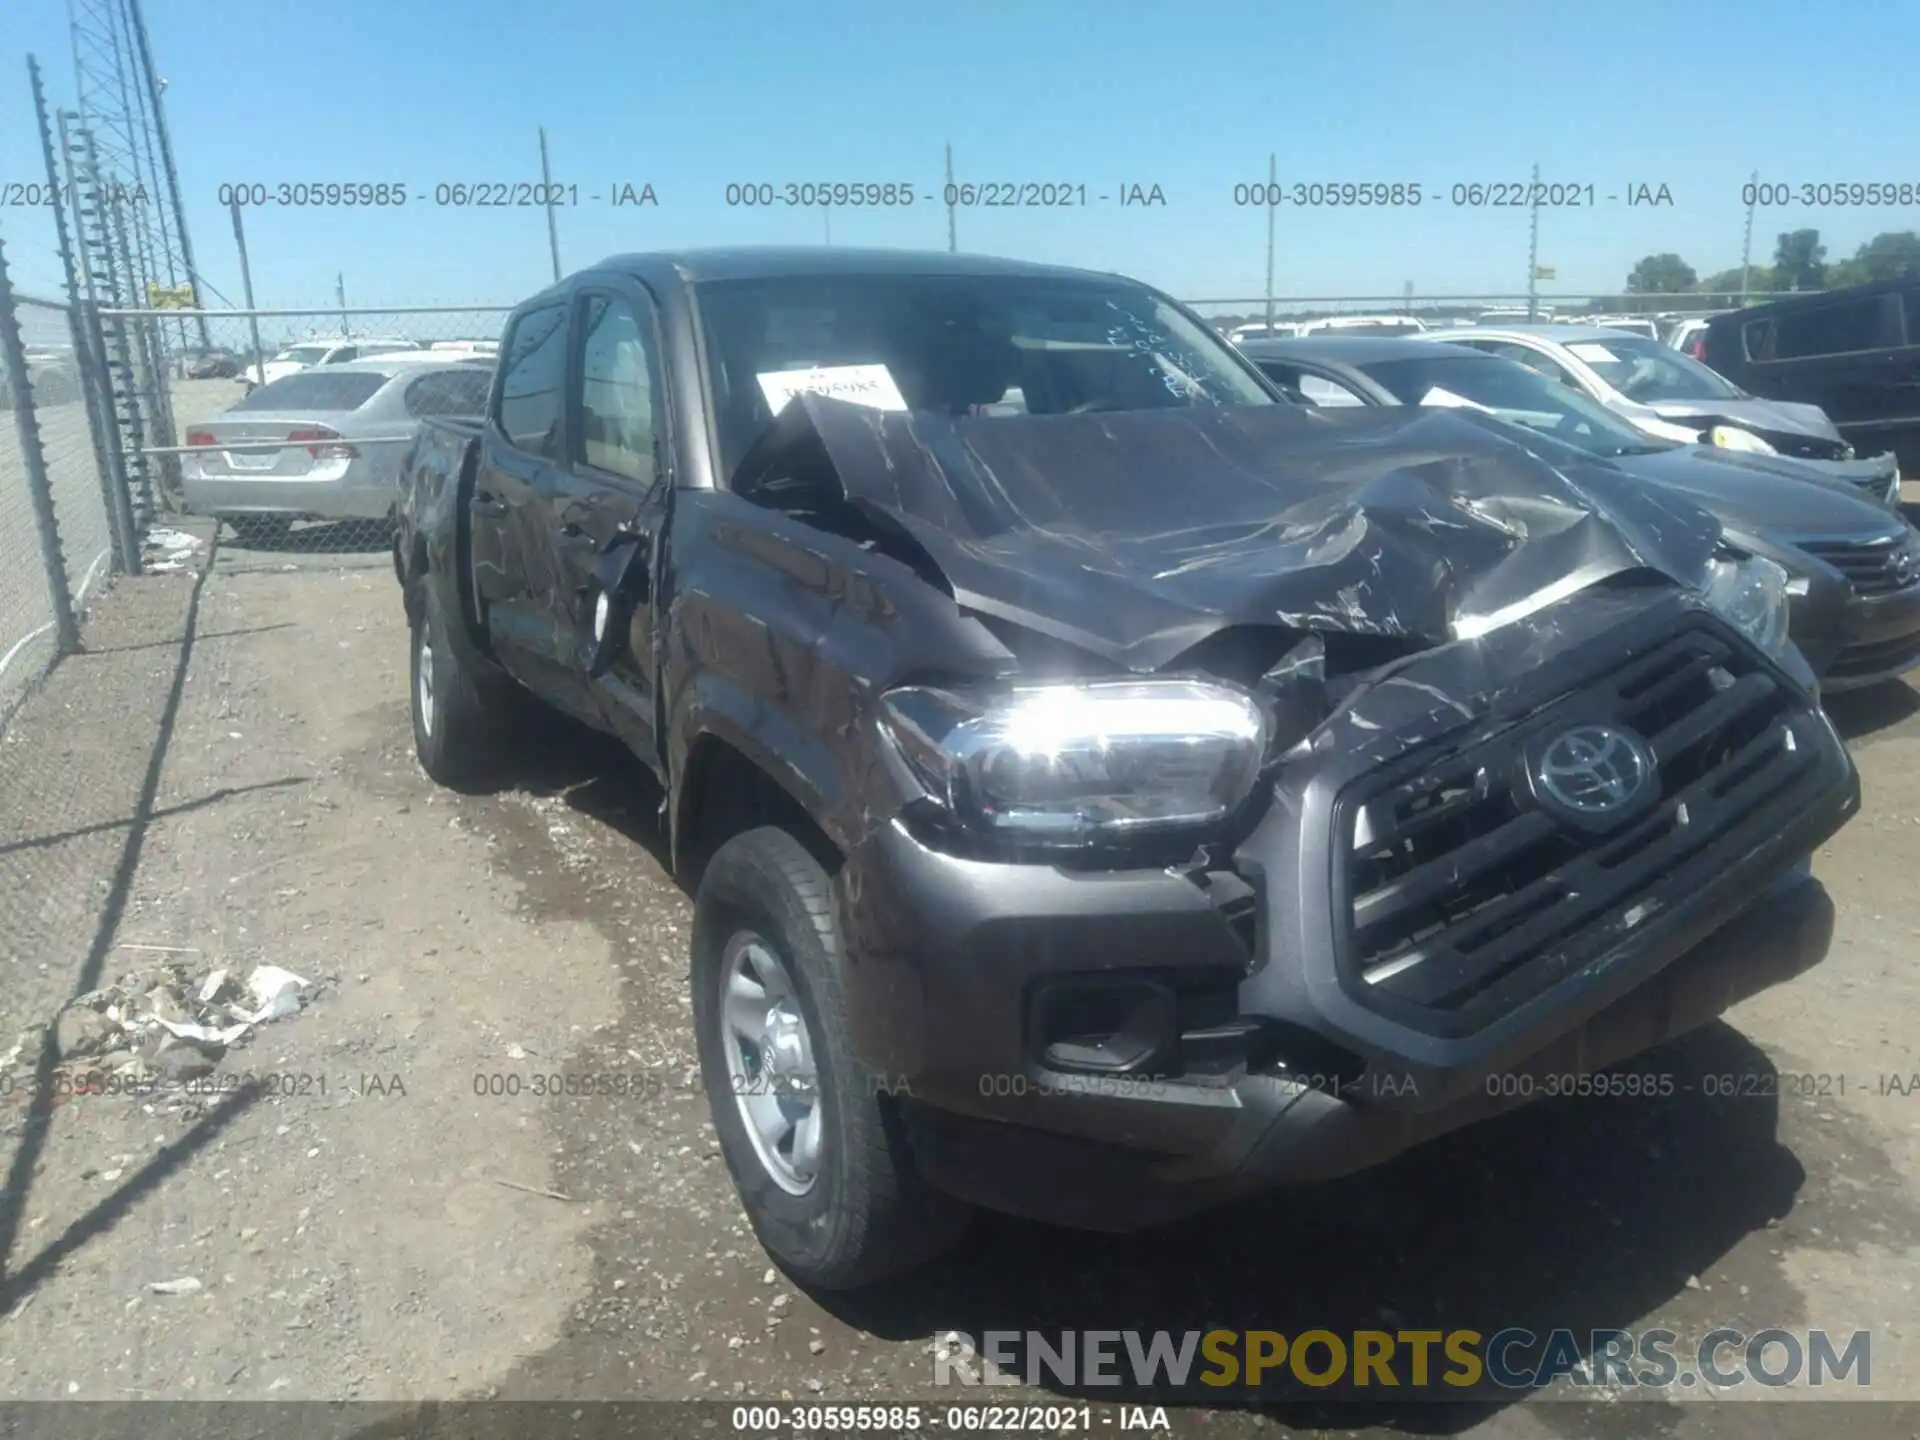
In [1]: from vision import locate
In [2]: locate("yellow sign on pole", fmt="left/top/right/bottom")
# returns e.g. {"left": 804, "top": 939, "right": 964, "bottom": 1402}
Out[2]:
{"left": 146, "top": 282, "right": 197, "bottom": 309}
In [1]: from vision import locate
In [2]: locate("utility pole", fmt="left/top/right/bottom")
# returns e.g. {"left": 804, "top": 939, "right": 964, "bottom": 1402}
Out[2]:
{"left": 230, "top": 198, "right": 265, "bottom": 385}
{"left": 1403, "top": 279, "right": 1413, "bottom": 317}
{"left": 1263, "top": 152, "right": 1276, "bottom": 334}
{"left": 538, "top": 125, "right": 561, "bottom": 283}
{"left": 944, "top": 142, "right": 957, "bottom": 253}
{"left": 32, "top": 53, "right": 118, "bottom": 562}
{"left": 68, "top": 0, "right": 210, "bottom": 351}
{"left": 0, "top": 229, "right": 81, "bottom": 653}
{"left": 1525, "top": 161, "right": 1541, "bottom": 320}
{"left": 335, "top": 273, "right": 348, "bottom": 337}
{"left": 1740, "top": 169, "right": 1757, "bottom": 304}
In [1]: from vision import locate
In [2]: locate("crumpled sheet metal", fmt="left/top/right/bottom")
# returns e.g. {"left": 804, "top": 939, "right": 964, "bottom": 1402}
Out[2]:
{"left": 750, "top": 397, "right": 1724, "bottom": 672}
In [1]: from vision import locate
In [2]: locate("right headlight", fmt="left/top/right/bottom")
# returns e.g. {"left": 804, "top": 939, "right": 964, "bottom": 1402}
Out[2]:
{"left": 1708, "top": 424, "right": 1778, "bottom": 455}
{"left": 1701, "top": 552, "right": 1792, "bottom": 659}
{"left": 879, "top": 679, "right": 1270, "bottom": 849}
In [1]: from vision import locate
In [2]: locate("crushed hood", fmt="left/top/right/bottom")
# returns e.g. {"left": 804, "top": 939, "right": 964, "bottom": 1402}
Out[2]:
{"left": 741, "top": 398, "right": 1725, "bottom": 671}
{"left": 1644, "top": 396, "right": 1844, "bottom": 445}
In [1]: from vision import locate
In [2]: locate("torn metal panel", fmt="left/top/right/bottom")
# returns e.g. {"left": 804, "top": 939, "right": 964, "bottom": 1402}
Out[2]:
{"left": 741, "top": 396, "right": 1723, "bottom": 672}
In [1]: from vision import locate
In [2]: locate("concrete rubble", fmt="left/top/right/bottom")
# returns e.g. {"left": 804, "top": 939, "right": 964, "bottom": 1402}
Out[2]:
{"left": 6, "top": 958, "right": 318, "bottom": 1094}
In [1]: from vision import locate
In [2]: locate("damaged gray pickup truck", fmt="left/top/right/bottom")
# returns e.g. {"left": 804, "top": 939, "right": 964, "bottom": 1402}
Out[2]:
{"left": 393, "top": 248, "right": 1858, "bottom": 1288}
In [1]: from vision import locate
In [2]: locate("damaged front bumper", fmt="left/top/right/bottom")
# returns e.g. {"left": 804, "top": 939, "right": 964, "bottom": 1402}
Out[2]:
{"left": 1796, "top": 451, "right": 1901, "bottom": 508}
{"left": 889, "top": 867, "right": 1832, "bottom": 1231}
{"left": 1822, "top": 579, "right": 1920, "bottom": 691}
{"left": 838, "top": 589, "right": 1858, "bottom": 1230}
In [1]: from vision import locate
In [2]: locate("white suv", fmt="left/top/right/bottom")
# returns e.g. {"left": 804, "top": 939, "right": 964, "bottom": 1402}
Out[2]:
{"left": 256, "top": 337, "right": 421, "bottom": 386}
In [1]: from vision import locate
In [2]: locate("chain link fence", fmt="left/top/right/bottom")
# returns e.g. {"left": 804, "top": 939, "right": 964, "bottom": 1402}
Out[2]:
{"left": 0, "top": 239, "right": 126, "bottom": 727}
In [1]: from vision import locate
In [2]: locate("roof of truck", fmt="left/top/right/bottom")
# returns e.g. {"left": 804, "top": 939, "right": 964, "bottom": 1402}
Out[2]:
{"left": 587, "top": 246, "right": 1115, "bottom": 285}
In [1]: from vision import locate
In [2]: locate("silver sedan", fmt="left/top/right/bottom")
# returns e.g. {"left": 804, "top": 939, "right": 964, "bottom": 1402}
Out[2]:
{"left": 181, "top": 359, "right": 491, "bottom": 538}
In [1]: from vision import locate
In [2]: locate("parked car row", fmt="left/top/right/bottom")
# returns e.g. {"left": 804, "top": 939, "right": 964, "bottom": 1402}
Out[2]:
{"left": 1230, "top": 315, "right": 1430, "bottom": 342}
{"left": 389, "top": 246, "right": 1864, "bottom": 1293}
{"left": 1228, "top": 309, "right": 1727, "bottom": 348}
{"left": 1, "top": 346, "right": 82, "bottom": 405}
{"left": 1420, "top": 324, "right": 1901, "bottom": 505}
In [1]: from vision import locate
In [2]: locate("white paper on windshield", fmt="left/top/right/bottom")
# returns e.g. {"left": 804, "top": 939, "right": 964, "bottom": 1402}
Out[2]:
{"left": 1566, "top": 342, "right": 1619, "bottom": 364}
{"left": 756, "top": 363, "right": 908, "bottom": 414}
{"left": 1420, "top": 386, "right": 1496, "bottom": 413}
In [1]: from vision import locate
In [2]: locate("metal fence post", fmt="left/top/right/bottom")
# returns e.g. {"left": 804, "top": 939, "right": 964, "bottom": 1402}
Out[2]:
{"left": 0, "top": 234, "right": 82, "bottom": 654}
{"left": 81, "top": 299, "right": 142, "bottom": 574}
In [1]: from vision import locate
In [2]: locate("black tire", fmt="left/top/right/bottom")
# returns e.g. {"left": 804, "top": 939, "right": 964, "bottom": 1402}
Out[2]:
{"left": 410, "top": 581, "right": 511, "bottom": 786}
{"left": 692, "top": 826, "right": 970, "bottom": 1289}
{"left": 229, "top": 515, "right": 294, "bottom": 544}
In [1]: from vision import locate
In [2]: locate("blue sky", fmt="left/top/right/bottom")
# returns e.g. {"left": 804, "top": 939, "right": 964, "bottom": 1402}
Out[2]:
{"left": 1, "top": 0, "right": 1914, "bottom": 311}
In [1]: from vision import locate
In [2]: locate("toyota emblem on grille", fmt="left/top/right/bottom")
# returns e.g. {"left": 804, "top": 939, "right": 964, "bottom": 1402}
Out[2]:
{"left": 1534, "top": 724, "right": 1654, "bottom": 817}
{"left": 1896, "top": 547, "right": 1918, "bottom": 587}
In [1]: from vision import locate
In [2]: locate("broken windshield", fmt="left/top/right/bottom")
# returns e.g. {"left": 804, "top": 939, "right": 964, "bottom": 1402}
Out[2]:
{"left": 693, "top": 272, "right": 1278, "bottom": 483}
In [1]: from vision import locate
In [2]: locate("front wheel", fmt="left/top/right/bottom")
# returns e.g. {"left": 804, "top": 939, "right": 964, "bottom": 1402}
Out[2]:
{"left": 410, "top": 582, "right": 511, "bottom": 787}
{"left": 692, "top": 827, "right": 970, "bottom": 1289}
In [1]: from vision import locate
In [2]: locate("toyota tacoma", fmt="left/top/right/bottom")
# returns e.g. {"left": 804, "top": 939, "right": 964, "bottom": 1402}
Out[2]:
{"left": 393, "top": 248, "right": 1858, "bottom": 1288}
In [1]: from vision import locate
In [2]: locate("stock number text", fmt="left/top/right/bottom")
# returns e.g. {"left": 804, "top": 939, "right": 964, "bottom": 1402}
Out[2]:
{"left": 474, "top": 1071, "right": 666, "bottom": 1098}
{"left": 725, "top": 182, "right": 917, "bottom": 207}
{"left": 1744, "top": 181, "right": 1919, "bottom": 208}
{"left": 1486, "top": 1072, "right": 1676, "bottom": 1100}
{"left": 218, "top": 182, "right": 409, "bottom": 208}
{"left": 977, "top": 1071, "right": 1176, "bottom": 1100}
{"left": 1234, "top": 181, "right": 1423, "bottom": 207}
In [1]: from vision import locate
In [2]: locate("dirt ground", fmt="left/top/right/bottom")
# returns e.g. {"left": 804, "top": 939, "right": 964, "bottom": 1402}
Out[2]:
{"left": 1, "top": 527, "right": 1918, "bottom": 1439}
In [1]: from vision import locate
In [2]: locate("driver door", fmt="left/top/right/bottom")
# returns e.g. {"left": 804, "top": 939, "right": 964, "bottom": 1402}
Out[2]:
{"left": 551, "top": 284, "right": 672, "bottom": 764}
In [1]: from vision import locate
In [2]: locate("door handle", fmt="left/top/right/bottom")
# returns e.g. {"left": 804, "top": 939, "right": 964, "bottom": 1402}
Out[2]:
{"left": 472, "top": 492, "right": 509, "bottom": 519}
{"left": 556, "top": 523, "right": 596, "bottom": 549}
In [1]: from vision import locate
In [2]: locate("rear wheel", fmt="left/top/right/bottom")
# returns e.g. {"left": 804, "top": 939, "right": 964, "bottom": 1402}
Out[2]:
{"left": 693, "top": 826, "right": 970, "bottom": 1289}
{"left": 410, "top": 582, "right": 511, "bottom": 786}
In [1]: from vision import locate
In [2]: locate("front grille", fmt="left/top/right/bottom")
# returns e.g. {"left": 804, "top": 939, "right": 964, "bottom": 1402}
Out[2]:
{"left": 1768, "top": 433, "right": 1849, "bottom": 462}
{"left": 1334, "top": 624, "right": 1828, "bottom": 1034}
{"left": 1796, "top": 532, "right": 1920, "bottom": 597}
{"left": 1843, "top": 473, "right": 1896, "bottom": 505}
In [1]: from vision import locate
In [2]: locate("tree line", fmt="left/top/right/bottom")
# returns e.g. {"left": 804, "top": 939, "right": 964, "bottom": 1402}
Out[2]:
{"left": 1622, "top": 228, "right": 1920, "bottom": 303}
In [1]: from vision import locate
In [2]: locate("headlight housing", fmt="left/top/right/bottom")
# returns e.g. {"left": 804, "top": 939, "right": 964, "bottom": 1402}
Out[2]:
{"left": 879, "top": 679, "right": 1270, "bottom": 848}
{"left": 1702, "top": 553, "right": 1792, "bottom": 658}
{"left": 1708, "top": 424, "right": 1777, "bottom": 455}
{"left": 1636, "top": 415, "right": 1708, "bottom": 445}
